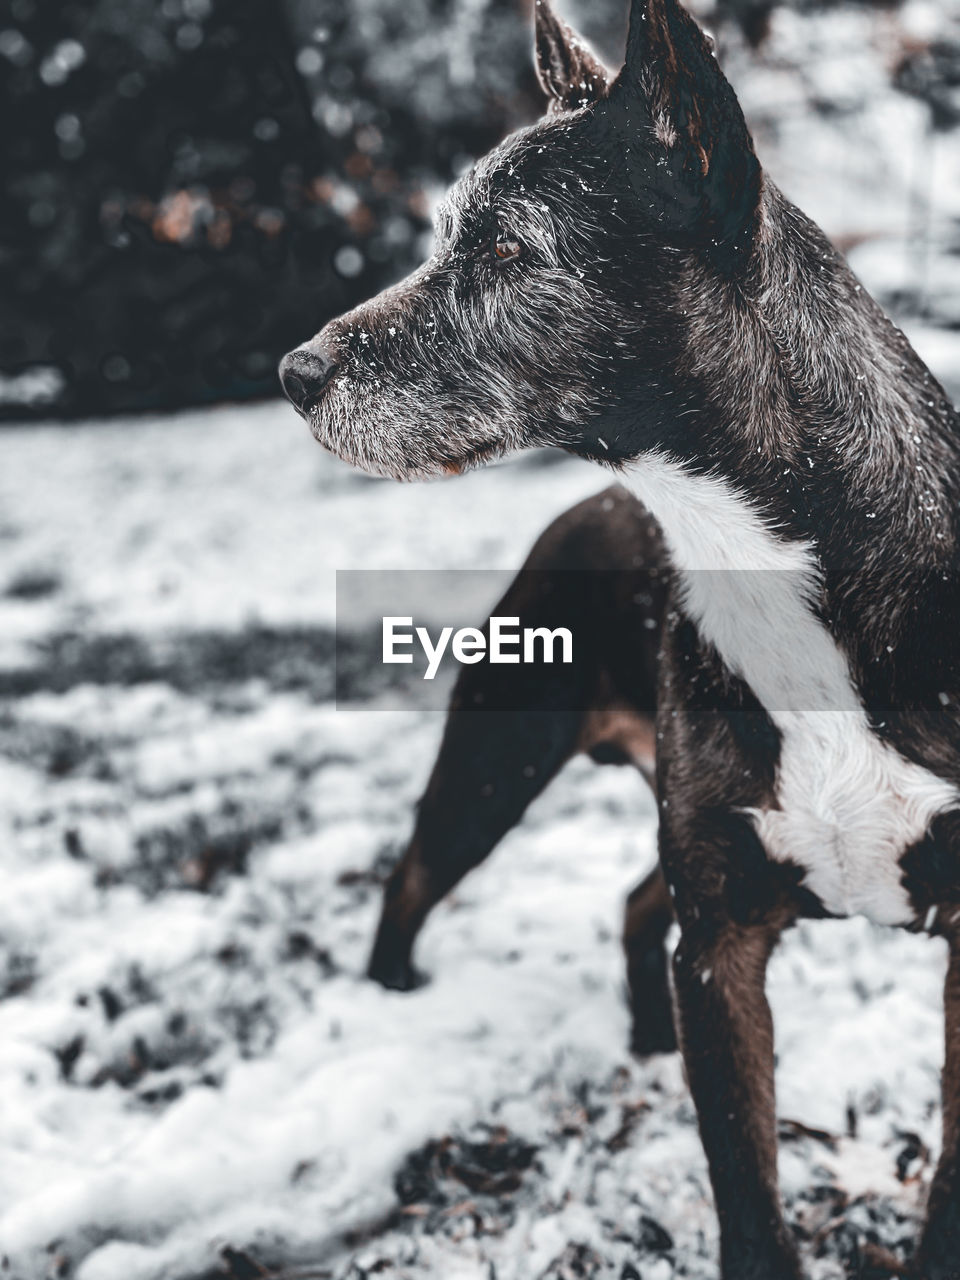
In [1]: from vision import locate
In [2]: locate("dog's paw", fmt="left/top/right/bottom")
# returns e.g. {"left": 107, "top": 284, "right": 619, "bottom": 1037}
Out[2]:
{"left": 725, "top": 1251, "right": 804, "bottom": 1280}
{"left": 916, "top": 1202, "right": 960, "bottom": 1280}
{"left": 367, "top": 955, "right": 429, "bottom": 993}
{"left": 914, "top": 1253, "right": 960, "bottom": 1280}
{"left": 628, "top": 1006, "right": 678, "bottom": 1057}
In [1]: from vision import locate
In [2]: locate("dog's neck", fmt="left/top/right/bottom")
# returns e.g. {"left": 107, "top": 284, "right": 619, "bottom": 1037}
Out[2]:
{"left": 680, "top": 182, "right": 960, "bottom": 574}
{"left": 623, "top": 180, "right": 960, "bottom": 698}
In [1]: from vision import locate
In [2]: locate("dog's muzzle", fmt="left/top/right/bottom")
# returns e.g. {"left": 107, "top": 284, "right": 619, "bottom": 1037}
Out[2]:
{"left": 279, "top": 345, "right": 339, "bottom": 416}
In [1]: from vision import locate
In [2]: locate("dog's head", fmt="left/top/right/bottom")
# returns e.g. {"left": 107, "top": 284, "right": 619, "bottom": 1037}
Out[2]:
{"left": 280, "top": 0, "right": 761, "bottom": 480}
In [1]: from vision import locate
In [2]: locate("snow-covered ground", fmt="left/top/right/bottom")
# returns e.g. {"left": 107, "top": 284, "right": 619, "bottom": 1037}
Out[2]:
{"left": 0, "top": 397, "right": 955, "bottom": 1280}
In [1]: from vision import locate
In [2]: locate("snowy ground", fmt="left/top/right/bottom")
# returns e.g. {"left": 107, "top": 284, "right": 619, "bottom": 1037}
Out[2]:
{"left": 0, "top": 393, "right": 956, "bottom": 1280}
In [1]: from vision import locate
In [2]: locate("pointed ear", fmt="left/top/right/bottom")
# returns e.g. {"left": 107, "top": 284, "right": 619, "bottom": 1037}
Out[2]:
{"left": 608, "top": 0, "right": 760, "bottom": 247}
{"left": 534, "top": 0, "right": 610, "bottom": 112}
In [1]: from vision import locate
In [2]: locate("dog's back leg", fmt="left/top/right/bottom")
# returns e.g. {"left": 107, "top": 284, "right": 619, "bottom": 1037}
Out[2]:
{"left": 367, "top": 521, "right": 602, "bottom": 991}
{"left": 576, "top": 700, "right": 677, "bottom": 1053}
{"left": 369, "top": 660, "right": 677, "bottom": 1055}
{"left": 368, "top": 692, "right": 583, "bottom": 992}
{"left": 368, "top": 486, "right": 676, "bottom": 1053}
{"left": 623, "top": 864, "right": 677, "bottom": 1054}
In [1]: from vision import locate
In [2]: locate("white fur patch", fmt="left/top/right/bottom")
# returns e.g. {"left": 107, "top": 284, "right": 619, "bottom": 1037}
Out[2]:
{"left": 623, "top": 452, "right": 959, "bottom": 926}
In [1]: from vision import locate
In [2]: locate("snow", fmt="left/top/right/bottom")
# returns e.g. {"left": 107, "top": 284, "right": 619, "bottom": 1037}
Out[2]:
{"left": 0, "top": 407, "right": 602, "bottom": 647}
{"left": 0, "top": 367, "right": 65, "bottom": 408}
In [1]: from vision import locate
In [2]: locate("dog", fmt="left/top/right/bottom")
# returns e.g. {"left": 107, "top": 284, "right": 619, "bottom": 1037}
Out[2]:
{"left": 280, "top": 1, "right": 960, "bottom": 1275}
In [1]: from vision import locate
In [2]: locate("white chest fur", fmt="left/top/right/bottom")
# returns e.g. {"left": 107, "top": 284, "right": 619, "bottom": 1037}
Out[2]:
{"left": 623, "top": 453, "right": 959, "bottom": 926}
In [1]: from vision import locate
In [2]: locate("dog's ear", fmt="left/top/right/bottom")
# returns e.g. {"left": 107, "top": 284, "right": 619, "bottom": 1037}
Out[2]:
{"left": 534, "top": 0, "right": 610, "bottom": 111}
{"left": 606, "top": 0, "right": 760, "bottom": 247}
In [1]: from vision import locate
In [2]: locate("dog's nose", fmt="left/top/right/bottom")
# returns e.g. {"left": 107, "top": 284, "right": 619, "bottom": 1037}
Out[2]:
{"left": 279, "top": 346, "right": 339, "bottom": 414}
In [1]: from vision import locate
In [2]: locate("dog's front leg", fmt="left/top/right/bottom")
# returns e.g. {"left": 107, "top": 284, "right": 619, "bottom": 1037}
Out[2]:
{"left": 673, "top": 917, "right": 800, "bottom": 1279}
{"left": 663, "top": 823, "right": 801, "bottom": 1280}
{"left": 917, "top": 937, "right": 960, "bottom": 1280}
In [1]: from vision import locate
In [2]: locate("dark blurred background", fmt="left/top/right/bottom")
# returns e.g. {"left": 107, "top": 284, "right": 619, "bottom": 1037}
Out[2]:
{"left": 2, "top": 0, "right": 960, "bottom": 420}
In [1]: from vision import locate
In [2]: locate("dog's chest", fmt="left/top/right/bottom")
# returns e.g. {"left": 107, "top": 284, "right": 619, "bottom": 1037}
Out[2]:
{"left": 748, "top": 712, "right": 954, "bottom": 923}
{"left": 625, "top": 455, "right": 960, "bottom": 925}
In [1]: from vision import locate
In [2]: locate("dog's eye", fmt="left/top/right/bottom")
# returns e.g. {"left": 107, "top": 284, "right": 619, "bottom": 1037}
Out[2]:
{"left": 492, "top": 231, "right": 522, "bottom": 263}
